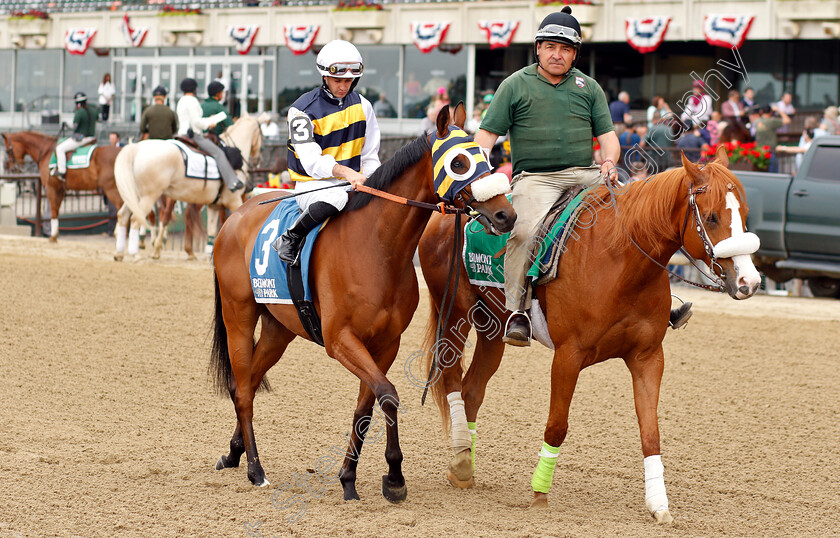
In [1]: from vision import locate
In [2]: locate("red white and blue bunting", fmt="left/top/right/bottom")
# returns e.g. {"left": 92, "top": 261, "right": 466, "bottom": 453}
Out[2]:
{"left": 703, "top": 14, "right": 754, "bottom": 49}
{"left": 65, "top": 28, "right": 97, "bottom": 55}
{"left": 283, "top": 25, "right": 320, "bottom": 56}
{"left": 228, "top": 25, "right": 260, "bottom": 55}
{"left": 410, "top": 22, "right": 450, "bottom": 54}
{"left": 625, "top": 16, "right": 671, "bottom": 54}
{"left": 121, "top": 15, "right": 148, "bottom": 48}
{"left": 477, "top": 20, "right": 520, "bottom": 50}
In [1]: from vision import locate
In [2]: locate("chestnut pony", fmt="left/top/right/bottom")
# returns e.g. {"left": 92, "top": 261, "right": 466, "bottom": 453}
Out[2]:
{"left": 419, "top": 148, "right": 761, "bottom": 523}
{"left": 2, "top": 131, "right": 121, "bottom": 242}
{"left": 209, "top": 104, "right": 516, "bottom": 502}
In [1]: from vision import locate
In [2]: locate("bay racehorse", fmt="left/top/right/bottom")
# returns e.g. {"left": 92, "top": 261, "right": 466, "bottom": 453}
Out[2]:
{"left": 418, "top": 147, "right": 761, "bottom": 523}
{"left": 2, "top": 131, "right": 122, "bottom": 242}
{"left": 113, "top": 113, "right": 266, "bottom": 261}
{"left": 209, "top": 104, "right": 515, "bottom": 502}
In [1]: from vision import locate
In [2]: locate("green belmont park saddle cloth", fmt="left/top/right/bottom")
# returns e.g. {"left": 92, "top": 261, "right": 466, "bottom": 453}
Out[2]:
{"left": 462, "top": 187, "right": 593, "bottom": 288}
{"left": 49, "top": 140, "right": 96, "bottom": 170}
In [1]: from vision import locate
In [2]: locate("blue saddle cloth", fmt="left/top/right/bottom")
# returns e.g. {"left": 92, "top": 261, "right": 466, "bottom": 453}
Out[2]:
{"left": 249, "top": 198, "right": 321, "bottom": 304}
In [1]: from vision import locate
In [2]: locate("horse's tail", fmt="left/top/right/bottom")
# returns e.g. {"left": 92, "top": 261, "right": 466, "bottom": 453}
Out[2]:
{"left": 422, "top": 296, "right": 456, "bottom": 435}
{"left": 209, "top": 270, "right": 269, "bottom": 396}
{"left": 113, "top": 143, "right": 151, "bottom": 230}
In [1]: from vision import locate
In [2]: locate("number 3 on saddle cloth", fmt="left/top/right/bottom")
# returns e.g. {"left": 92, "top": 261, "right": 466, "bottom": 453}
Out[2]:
{"left": 48, "top": 140, "right": 97, "bottom": 174}
{"left": 249, "top": 198, "right": 325, "bottom": 345}
{"left": 463, "top": 185, "right": 591, "bottom": 348}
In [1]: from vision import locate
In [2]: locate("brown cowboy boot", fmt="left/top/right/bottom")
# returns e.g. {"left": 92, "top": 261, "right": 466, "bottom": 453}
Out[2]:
{"left": 503, "top": 311, "right": 531, "bottom": 347}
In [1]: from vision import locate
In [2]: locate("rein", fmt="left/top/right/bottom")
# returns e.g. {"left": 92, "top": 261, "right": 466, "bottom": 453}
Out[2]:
{"left": 609, "top": 178, "right": 726, "bottom": 293}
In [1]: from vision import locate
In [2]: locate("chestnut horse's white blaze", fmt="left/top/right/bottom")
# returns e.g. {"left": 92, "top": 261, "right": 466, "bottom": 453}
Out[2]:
{"left": 713, "top": 192, "right": 761, "bottom": 298}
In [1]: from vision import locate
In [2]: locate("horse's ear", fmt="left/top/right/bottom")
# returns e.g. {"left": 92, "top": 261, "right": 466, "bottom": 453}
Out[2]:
{"left": 452, "top": 101, "right": 467, "bottom": 129}
{"left": 714, "top": 144, "right": 730, "bottom": 168}
{"left": 435, "top": 104, "right": 451, "bottom": 138}
{"left": 680, "top": 151, "right": 705, "bottom": 183}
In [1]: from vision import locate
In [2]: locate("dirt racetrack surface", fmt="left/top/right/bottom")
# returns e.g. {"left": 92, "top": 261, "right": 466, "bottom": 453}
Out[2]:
{"left": 2, "top": 234, "right": 839, "bottom": 537}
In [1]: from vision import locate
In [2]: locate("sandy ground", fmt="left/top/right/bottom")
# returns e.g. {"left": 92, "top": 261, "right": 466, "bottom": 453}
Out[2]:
{"left": 1, "top": 234, "right": 839, "bottom": 538}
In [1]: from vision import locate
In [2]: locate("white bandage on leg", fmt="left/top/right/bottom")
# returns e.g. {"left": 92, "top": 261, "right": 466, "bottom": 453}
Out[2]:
{"left": 115, "top": 224, "right": 127, "bottom": 252}
{"left": 644, "top": 455, "right": 669, "bottom": 514}
{"left": 127, "top": 228, "right": 140, "bottom": 255}
{"left": 50, "top": 218, "right": 59, "bottom": 237}
{"left": 447, "top": 392, "right": 472, "bottom": 453}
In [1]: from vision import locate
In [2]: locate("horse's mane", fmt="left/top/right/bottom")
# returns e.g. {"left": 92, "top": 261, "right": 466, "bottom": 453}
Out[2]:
{"left": 344, "top": 135, "right": 431, "bottom": 212}
{"left": 599, "top": 161, "right": 739, "bottom": 255}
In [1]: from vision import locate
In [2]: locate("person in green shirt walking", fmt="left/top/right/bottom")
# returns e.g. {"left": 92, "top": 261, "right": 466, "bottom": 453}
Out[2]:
{"left": 140, "top": 86, "right": 178, "bottom": 140}
{"left": 54, "top": 92, "right": 98, "bottom": 181}
{"left": 202, "top": 81, "right": 234, "bottom": 137}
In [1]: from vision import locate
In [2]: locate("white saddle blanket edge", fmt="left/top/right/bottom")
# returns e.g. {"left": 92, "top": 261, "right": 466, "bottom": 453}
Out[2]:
{"left": 171, "top": 139, "right": 221, "bottom": 180}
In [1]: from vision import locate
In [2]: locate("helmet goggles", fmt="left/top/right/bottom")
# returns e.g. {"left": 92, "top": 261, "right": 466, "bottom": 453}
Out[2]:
{"left": 319, "top": 61, "right": 364, "bottom": 77}
{"left": 535, "top": 24, "right": 581, "bottom": 46}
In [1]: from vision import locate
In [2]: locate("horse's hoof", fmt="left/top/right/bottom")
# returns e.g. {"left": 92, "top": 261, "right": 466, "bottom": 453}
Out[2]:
{"left": 114, "top": 254, "right": 123, "bottom": 262}
{"left": 186, "top": 254, "right": 197, "bottom": 261}
{"left": 342, "top": 486, "right": 360, "bottom": 501}
{"left": 652, "top": 509, "right": 674, "bottom": 524}
{"left": 529, "top": 492, "right": 549, "bottom": 509}
{"left": 381, "top": 475, "right": 407, "bottom": 503}
{"left": 152, "top": 253, "right": 161, "bottom": 260}
{"left": 248, "top": 475, "right": 270, "bottom": 487}
{"left": 445, "top": 469, "right": 475, "bottom": 489}
{"left": 48, "top": 236, "right": 58, "bottom": 244}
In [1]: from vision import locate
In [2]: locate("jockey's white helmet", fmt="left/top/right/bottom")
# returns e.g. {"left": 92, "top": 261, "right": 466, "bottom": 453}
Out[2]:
{"left": 316, "top": 40, "right": 364, "bottom": 79}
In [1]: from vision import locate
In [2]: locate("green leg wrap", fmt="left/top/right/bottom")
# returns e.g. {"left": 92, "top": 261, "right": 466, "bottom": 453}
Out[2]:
{"left": 468, "top": 421, "right": 477, "bottom": 471}
{"left": 531, "top": 442, "right": 560, "bottom": 494}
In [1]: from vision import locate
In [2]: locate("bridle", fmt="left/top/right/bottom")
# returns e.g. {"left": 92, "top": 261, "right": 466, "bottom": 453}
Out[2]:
{"left": 612, "top": 179, "right": 728, "bottom": 293}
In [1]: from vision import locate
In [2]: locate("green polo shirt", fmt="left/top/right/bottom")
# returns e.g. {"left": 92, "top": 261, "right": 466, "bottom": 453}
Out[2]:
{"left": 480, "top": 64, "right": 613, "bottom": 177}
{"left": 201, "top": 97, "right": 233, "bottom": 136}
{"left": 73, "top": 105, "right": 97, "bottom": 137}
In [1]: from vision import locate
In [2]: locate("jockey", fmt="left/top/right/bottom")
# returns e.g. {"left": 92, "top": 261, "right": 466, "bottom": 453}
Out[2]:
{"left": 54, "top": 92, "right": 97, "bottom": 181}
{"left": 202, "top": 80, "right": 234, "bottom": 136}
{"left": 273, "top": 39, "right": 381, "bottom": 265}
{"left": 176, "top": 77, "right": 243, "bottom": 192}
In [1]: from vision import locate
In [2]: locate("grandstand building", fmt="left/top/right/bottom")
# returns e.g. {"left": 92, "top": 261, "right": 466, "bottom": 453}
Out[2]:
{"left": 1, "top": 0, "right": 838, "bottom": 133}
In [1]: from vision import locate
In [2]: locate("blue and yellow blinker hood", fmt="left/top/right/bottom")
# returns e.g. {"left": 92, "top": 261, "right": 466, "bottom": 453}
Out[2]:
{"left": 429, "top": 126, "right": 492, "bottom": 202}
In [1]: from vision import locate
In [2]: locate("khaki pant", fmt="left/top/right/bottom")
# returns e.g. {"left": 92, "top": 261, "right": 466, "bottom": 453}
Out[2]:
{"left": 504, "top": 166, "right": 602, "bottom": 311}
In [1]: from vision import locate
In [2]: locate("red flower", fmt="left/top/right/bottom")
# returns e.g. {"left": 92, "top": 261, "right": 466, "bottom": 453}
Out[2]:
{"left": 764, "top": 152, "right": 771, "bottom": 159}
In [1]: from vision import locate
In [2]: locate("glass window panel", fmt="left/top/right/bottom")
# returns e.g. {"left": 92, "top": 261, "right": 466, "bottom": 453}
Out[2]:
{"left": 195, "top": 47, "right": 228, "bottom": 56}
{"left": 63, "top": 51, "right": 112, "bottom": 115}
{"left": 403, "top": 47, "right": 467, "bottom": 120}
{"left": 276, "top": 49, "right": 321, "bottom": 114}
{"left": 160, "top": 47, "right": 191, "bottom": 57}
{"left": 356, "top": 45, "right": 400, "bottom": 118}
{"left": 15, "top": 50, "right": 61, "bottom": 114}
{"left": 0, "top": 50, "right": 13, "bottom": 112}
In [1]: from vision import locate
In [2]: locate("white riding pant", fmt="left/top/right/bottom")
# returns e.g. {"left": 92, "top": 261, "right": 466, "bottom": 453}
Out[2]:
{"left": 294, "top": 178, "right": 351, "bottom": 212}
{"left": 55, "top": 136, "right": 96, "bottom": 174}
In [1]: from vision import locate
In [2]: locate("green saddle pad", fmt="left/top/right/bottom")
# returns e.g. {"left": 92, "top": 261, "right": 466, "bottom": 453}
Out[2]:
{"left": 49, "top": 140, "right": 96, "bottom": 170}
{"left": 463, "top": 188, "right": 592, "bottom": 288}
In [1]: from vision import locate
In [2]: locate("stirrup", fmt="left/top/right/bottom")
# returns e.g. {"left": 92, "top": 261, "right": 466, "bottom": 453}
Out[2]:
{"left": 669, "top": 297, "right": 693, "bottom": 329}
{"left": 503, "top": 310, "right": 532, "bottom": 346}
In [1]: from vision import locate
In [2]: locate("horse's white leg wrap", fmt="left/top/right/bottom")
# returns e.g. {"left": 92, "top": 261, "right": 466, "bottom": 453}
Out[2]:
{"left": 115, "top": 224, "right": 127, "bottom": 252}
{"left": 128, "top": 228, "right": 140, "bottom": 255}
{"left": 644, "top": 455, "right": 669, "bottom": 514}
{"left": 50, "top": 218, "right": 59, "bottom": 238}
{"left": 447, "top": 392, "right": 472, "bottom": 453}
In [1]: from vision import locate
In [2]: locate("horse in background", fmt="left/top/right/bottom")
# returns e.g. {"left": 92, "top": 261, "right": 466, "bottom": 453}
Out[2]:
{"left": 419, "top": 148, "right": 761, "bottom": 523}
{"left": 113, "top": 113, "right": 267, "bottom": 260}
{"left": 209, "top": 104, "right": 515, "bottom": 501}
{"left": 2, "top": 131, "right": 122, "bottom": 242}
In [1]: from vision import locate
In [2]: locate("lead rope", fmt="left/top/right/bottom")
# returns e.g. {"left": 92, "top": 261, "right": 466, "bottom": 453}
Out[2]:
{"left": 422, "top": 210, "right": 462, "bottom": 406}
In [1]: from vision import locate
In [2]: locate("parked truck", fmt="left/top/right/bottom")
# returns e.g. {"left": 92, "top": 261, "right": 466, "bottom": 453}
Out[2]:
{"left": 735, "top": 136, "right": 840, "bottom": 297}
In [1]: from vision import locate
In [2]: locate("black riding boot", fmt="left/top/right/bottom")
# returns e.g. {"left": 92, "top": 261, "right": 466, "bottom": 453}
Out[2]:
{"left": 272, "top": 201, "right": 340, "bottom": 265}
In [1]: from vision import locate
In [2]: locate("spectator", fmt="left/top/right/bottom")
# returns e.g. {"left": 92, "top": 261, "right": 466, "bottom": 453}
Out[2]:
{"left": 819, "top": 105, "right": 839, "bottom": 136}
{"left": 681, "top": 80, "right": 713, "bottom": 127}
{"left": 619, "top": 122, "right": 641, "bottom": 148}
{"left": 98, "top": 73, "right": 115, "bottom": 122}
{"left": 721, "top": 89, "right": 745, "bottom": 125}
{"left": 466, "top": 106, "right": 483, "bottom": 134}
{"left": 620, "top": 123, "right": 645, "bottom": 174}
{"left": 609, "top": 91, "right": 632, "bottom": 135}
{"left": 642, "top": 112, "right": 673, "bottom": 173}
{"left": 140, "top": 86, "right": 178, "bottom": 140}
{"left": 706, "top": 110, "right": 722, "bottom": 145}
{"left": 646, "top": 96, "right": 672, "bottom": 130}
{"left": 741, "top": 87, "right": 755, "bottom": 110}
{"left": 213, "top": 70, "right": 229, "bottom": 104}
{"left": 373, "top": 93, "right": 396, "bottom": 118}
{"left": 676, "top": 123, "right": 706, "bottom": 163}
{"left": 260, "top": 113, "right": 281, "bottom": 139}
{"left": 774, "top": 92, "right": 796, "bottom": 116}
{"left": 108, "top": 132, "right": 125, "bottom": 147}
{"left": 754, "top": 105, "right": 790, "bottom": 173}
